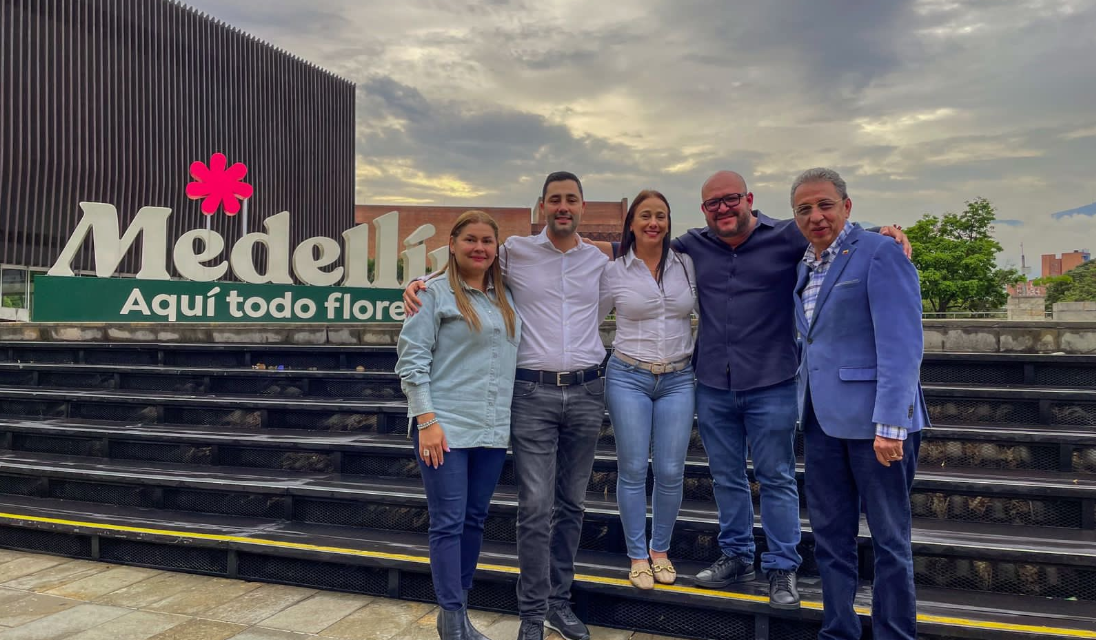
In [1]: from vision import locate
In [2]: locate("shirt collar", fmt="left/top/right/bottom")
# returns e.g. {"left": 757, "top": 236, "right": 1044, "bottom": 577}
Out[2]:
{"left": 624, "top": 246, "right": 680, "bottom": 268}
{"left": 621, "top": 247, "right": 642, "bottom": 269}
{"left": 533, "top": 226, "right": 553, "bottom": 246}
{"left": 754, "top": 210, "right": 777, "bottom": 228}
{"left": 801, "top": 222, "right": 852, "bottom": 266}
{"left": 461, "top": 277, "right": 496, "bottom": 294}
{"left": 442, "top": 273, "right": 496, "bottom": 294}
{"left": 533, "top": 226, "right": 589, "bottom": 254}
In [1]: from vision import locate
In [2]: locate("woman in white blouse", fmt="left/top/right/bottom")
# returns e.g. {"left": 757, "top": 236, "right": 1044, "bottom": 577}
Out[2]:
{"left": 597, "top": 190, "right": 697, "bottom": 590}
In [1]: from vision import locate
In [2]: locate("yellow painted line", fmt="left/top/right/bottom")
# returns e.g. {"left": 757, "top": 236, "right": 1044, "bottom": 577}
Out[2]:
{"left": 1, "top": 511, "right": 1094, "bottom": 638}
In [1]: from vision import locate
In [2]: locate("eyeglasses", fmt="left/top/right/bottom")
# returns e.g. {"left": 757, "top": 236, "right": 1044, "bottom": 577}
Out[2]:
{"left": 702, "top": 193, "right": 746, "bottom": 213}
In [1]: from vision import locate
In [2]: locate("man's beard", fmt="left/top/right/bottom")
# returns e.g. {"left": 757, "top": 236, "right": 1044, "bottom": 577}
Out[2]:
{"left": 708, "top": 210, "right": 748, "bottom": 238}
{"left": 547, "top": 216, "right": 577, "bottom": 236}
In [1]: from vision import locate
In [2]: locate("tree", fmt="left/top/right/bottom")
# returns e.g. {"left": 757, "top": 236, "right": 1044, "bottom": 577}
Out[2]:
{"left": 366, "top": 258, "right": 406, "bottom": 282}
{"left": 1033, "top": 274, "right": 1073, "bottom": 307}
{"left": 363, "top": 259, "right": 433, "bottom": 284}
{"left": 905, "top": 197, "right": 1023, "bottom": 313}
{"left": 1039, "top": 261, "right": 1096, "bottom": 304}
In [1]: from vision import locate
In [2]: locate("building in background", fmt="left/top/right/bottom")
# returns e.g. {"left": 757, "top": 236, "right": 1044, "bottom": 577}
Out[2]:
{"left": 353, "top": 205, "right": 533, "bottom": 263}
{"left": 353, "top": 198, "right": 628, "bottom": 265}
{"left": 1007, "top": 281, "right": 1047, "bottom": 297}
{"left": 1042, "top": 250, "right": 1092, "bottom": 278}
{"left": 531, "top": 199, "right": 627, "bottom": 242}
{"left": 0, "top": 0, "right": 355, "bottom": 317}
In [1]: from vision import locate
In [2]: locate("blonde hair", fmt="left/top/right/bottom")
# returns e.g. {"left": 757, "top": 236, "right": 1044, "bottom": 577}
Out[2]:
{"left": 429, "top": 210, "right": 517, "bottom": 338}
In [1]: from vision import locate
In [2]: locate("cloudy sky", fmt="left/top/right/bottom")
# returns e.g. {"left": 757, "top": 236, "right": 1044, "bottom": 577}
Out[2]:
{"left": 184, "top": 0, "right": 1095, "bottom": 272}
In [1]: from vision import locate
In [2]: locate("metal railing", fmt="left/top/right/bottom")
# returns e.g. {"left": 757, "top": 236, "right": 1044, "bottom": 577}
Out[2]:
{"left": 922, "top": 310, "right": 1008, "bottom": 319}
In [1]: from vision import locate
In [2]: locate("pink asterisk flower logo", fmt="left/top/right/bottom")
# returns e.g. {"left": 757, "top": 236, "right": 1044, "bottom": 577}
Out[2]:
{"left": 186, "top": 153, "right": 253, "bottom": 216}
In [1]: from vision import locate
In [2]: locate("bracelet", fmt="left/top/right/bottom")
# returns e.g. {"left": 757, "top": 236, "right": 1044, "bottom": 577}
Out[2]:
{"left": 417, "top": 417, "right": 439, "bottom": 430}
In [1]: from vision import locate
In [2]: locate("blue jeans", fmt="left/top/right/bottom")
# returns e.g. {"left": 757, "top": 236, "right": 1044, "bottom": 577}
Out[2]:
{"left": 604, "top": 355, "right": 695, "bottom": 560}
{"left": 695, "top": 379, "right": 801, "bottom": 573}
{"left": 413, "top": 429, "right": 507, "bottom": 611}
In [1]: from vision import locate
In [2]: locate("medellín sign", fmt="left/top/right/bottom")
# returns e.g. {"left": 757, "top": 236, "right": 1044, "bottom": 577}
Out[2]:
{"left": 32, "top": 153, "right": 453, "bottom": 323}
{"left": 31, "top": 203, "right": 447, "bottom": 323}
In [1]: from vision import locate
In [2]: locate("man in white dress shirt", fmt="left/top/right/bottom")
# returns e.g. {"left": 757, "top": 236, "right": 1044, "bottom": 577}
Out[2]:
{"left": 405, "top": 171, "right": 609, "bottom": 640}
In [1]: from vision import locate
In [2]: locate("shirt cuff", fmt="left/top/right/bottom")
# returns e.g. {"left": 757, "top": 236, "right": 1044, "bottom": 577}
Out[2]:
{"left": 402, "top": 382, "right": 434, "bottom": 417}
{"left": 875, "top": 423, "right": 907, "bottom": 440}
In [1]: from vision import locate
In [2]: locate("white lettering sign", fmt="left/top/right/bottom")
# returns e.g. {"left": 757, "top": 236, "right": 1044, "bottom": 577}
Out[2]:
{"left": 48, "top": 204, "right": 433, "bottom": 289}
{"left": 116, "top": 286, "right": 405, "bottom": 323}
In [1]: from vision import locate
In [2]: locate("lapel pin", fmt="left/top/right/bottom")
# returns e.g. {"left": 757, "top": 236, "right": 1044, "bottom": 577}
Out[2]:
{"left": 841, "top": 249, "right": 849, "bottom": 254}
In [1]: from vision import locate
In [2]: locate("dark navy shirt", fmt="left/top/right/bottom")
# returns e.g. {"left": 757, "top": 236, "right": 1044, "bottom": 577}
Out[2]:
{"left": 672, "top": 211, "right": 809, "bottom": 391}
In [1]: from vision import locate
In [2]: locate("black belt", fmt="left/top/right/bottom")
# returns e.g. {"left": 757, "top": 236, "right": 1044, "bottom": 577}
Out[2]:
{"left": 516, "top": 366, "right": 604, "bottom": 386}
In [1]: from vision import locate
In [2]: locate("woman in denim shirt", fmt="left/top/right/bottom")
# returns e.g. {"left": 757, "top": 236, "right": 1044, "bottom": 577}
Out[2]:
{"left": 396, "top": 210, "right": 520, "bottom": 640}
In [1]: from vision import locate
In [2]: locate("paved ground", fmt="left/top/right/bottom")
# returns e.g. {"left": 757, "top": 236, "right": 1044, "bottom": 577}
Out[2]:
{"left": 0, "top": 550, "right": 684, "bottom": 640}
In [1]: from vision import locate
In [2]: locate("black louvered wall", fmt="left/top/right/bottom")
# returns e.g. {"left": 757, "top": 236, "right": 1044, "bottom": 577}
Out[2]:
{"left": 0, "top": 0, "right": 355, "bottom": 274}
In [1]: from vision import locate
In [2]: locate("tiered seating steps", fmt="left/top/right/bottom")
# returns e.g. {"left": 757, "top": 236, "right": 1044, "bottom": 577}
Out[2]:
{"left": 0, "top": 342, "right": 1093, "bottom": 640}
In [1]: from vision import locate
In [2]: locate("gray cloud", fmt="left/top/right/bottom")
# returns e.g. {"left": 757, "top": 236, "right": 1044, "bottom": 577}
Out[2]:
{"left": 180, "top": 0, "right": 1096, "bottom": 262}
{"left": 351, "top": 75, "right": 655, "bottom": 206}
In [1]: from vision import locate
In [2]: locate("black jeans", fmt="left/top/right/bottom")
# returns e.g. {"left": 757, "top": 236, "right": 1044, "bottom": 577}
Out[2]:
{"left": 510, "top": 377, "right": 605, "bottom": 622}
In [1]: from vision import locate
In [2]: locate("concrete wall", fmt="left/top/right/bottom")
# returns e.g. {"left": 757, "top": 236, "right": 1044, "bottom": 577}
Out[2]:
{"left": 1006, "top": 295, "right": 1046, "bottom": 320}
{"left": 921, "top": 320, "right": 1096, "bottom": 354}
{"left": 1053, "top": 301, "right": 1096, "bottom": 322}
{"left": 0, "top": 323, "right": 404, "bottom": 346}
{"left": 5, "top": 320, "right": 1096, "bottom": 354}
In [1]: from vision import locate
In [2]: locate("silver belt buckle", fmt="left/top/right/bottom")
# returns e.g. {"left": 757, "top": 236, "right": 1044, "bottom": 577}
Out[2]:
{"left": 556, "top": 371, "right": 568, "bottom": 386}
{"left": 651, "top": 362, "right": 667, "bottom": 375}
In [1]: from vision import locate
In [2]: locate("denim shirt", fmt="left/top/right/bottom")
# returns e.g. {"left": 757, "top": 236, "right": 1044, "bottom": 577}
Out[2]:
{"left": 395, "top": 275, "right": 521, "bottom": 449}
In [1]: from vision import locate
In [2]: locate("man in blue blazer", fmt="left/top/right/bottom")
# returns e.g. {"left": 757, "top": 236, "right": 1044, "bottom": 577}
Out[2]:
{"left": 791, "top": 168, "right": 929, "bottom": 640}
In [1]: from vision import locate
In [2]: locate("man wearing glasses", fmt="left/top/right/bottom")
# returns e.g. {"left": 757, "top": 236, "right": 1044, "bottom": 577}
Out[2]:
{"left": 672, "top": 170, "right": 909, "bottom": 610}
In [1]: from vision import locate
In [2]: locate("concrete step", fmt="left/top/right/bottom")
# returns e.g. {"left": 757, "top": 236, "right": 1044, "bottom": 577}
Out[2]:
{"left": 0, "top": 451, "right": 1094, "bottom": 603}
{"left": 5, "top": 342, "right": 1096, "bottom": 387}
{"left": 919, "top": 352, "right": 1096, "bottom": 388}
{"left": 0, "top": 495, "right": 1095, "bottom": 639}
{"left": 1, "top": 378, "right": 1095, "bottom": 445}
{"left": 0, "top": 362, "right": 403, "bottom": 400}
{"left": 2, "top": 341, "right": 399, "bottom": 372}
{"left": 2, "top": 418, "right": 1095, "bottom": 532}
{"left": 4, "top": 417, "right": 1095, "bottom": 474}
{"left": 0, "top": 386, "right": 407, "bottom": 432}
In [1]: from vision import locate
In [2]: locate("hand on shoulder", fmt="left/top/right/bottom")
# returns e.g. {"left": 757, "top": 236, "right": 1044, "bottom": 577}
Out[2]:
{"left": 402, "top": 279, "right": 430, "bottom": 316}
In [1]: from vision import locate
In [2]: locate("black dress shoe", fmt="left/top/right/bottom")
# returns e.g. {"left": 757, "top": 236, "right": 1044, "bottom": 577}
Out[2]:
{"left": 694, "top": 554, "right": 756, "bottom": 588}
{"left": 545, "top": 604, "right": 590, "bottom": 640}
{"left": 769, "top": 569, "right": 800, "bottom": 610}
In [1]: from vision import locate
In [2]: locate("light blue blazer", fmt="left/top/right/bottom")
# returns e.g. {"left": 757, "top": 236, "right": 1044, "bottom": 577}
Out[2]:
{"left": 794, "top": 224, "right": 930, "bottom": 439}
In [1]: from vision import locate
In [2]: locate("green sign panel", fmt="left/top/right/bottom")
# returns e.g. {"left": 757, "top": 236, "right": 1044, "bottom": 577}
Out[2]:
{"left": 32, "top": 276, "right": 407, "bottom": 323}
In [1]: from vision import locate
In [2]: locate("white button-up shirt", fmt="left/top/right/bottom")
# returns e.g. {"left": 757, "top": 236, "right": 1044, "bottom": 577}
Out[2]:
{"left": 500, "top": 229, "right": 610, "bottom": 371}
{"left": 600, "top": 249, "right": 697, "bottom": 363}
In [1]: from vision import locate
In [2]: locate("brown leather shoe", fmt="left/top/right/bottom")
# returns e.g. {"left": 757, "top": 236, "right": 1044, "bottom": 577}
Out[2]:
{"left": 629, "top": 560, "right": 654, "bottom": 590}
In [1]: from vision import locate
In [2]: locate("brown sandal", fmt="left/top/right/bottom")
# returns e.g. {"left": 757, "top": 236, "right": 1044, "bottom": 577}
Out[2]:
{"left": 629, "top": 560, "right": 655, "bottom": 590}
{"left": 651, "top": 561, "right": 677, "bottom": 585}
